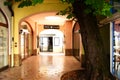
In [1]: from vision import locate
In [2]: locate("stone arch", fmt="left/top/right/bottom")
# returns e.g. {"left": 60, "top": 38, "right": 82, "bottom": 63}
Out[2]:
{"left": 19, "top": 21, "right": 34, "bottom": 59}
{"left": 72, "top": 22, "right": 83, "bottom": 61}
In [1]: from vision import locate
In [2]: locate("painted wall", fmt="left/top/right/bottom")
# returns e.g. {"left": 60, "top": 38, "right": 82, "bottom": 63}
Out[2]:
{"left": 13, "top": 0, "right": 69, "bottom": 54}
{"left": 64, "top": 20, "right": 73, "bottom": 55}
{"left": 12, "top": 0, "right": 70, "bottom": 66}
{"left": 36, "top": 23, "right": 66, "bottom": 54}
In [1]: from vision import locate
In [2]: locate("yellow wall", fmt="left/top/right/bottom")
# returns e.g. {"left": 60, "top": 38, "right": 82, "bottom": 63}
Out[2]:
{"left": 12, "top": 0, "right": 69, "bottom": 55}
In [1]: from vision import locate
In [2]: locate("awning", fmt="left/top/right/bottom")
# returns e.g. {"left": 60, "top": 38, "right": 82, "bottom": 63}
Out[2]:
{"left": 99, "top": 12, "right": 120, "bottom": 25}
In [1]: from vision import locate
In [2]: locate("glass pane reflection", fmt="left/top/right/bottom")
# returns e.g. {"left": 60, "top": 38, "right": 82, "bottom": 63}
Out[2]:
{"left": 0, "top": 26, "right": 8, "bottom": 68}
{"left": 0, "top": 12, "right": 6, "bottom": 24}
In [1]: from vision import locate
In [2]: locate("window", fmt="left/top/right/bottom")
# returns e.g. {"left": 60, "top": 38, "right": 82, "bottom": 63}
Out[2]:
{"left": 111, "top": 19, "right": 120, "bottom": 79}
{"left": 0, "top": 8, "right": 8, "bottom": 69}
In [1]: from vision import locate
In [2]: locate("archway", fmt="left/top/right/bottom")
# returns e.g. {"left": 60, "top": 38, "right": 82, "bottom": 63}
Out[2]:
{"left": 72, "top": 22, "right": 83, "bottom": 61}
{"left": 19, "top": 21, "right": 33, "bottom": 60}
{"left": 39, "top": 29, "right": 64, "bottom": 53}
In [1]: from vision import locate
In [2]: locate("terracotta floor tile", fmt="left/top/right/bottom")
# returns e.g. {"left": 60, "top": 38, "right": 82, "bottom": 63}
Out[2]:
{"left": 0, "top": 53, "right": 82, "bottom": 80}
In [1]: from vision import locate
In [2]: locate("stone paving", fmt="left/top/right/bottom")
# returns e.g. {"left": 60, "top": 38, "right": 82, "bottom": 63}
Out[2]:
{"left": 0, "top": 53, "right": 82, "bottom": 80}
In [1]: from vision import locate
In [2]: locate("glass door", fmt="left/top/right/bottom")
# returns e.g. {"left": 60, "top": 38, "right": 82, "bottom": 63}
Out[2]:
{"left": 40, "top": 37, "right": 49, "bottom": 52}
{"left": 0, "top": 8, "right": 8, "bottom": 69}
{"left": 0, "top": 26, "right": 8, "bottom": 68}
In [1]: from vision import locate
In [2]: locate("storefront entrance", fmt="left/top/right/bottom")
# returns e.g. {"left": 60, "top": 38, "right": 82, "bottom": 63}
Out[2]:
{"left": 40, "top": 37, "right": 53, "bottom": 52}
{"left": 39, "top": 29, "right": 64, "bottom": 53}
{"left": 19, "top": 22, "right": 33, "bottom": 60}
{"left": 0, "top": 8, "right": 8, "bottom": 69}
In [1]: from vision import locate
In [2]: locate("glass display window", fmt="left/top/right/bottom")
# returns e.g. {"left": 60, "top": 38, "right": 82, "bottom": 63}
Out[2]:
{"left": 0, "top": 8, "right": 7, "bottom": 25}
{"left": 0, "top": 26, "right": 8, "bottom": 68}
{"left": 111, "top": 19, "right": 120, "bottom": 79}
{"left": 0, "top": 8, "right": 8, "bottom": 69}
{"left": 0, "top": 12, "right": 6, "bottom": 24}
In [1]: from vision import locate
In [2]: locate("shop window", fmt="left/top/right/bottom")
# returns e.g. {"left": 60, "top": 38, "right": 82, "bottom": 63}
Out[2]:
{"left": 0, "top": 8, "right": 8, "bottom": 69}
{"left": 0, "top": 12, "right": 6, "bottom": 24}
{"left": 111, "top": 19, "right": 120, "bottom": 79}
{"left": 0, "top": 26, "right": 8, "bottom": 68}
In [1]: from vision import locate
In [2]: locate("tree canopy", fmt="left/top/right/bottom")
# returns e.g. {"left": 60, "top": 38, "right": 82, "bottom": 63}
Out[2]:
{"left": 5, "top": 0, "right": 113, "bottom": 17}
{"left": 61, "top": 0, "right": 112, "bottom": 16}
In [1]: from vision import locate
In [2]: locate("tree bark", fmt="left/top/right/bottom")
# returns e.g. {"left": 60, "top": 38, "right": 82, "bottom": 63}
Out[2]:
{"left": 72, "top": 0, "right": 115, "bottom": 80}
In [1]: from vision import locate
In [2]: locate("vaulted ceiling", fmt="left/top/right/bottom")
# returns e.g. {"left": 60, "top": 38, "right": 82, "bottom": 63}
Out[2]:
{"left": 25, "top": 12, "right": 67, "bottom": 25}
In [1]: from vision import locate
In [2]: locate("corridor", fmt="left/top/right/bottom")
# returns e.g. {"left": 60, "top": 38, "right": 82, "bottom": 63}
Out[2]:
{"left": 0, "top": 53, "right": 82, "bottom": 80}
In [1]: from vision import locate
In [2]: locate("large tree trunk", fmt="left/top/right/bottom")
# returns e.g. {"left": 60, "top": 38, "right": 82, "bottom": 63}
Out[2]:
{"left": 72, "top": 0, "right": 115, "bottom": 80}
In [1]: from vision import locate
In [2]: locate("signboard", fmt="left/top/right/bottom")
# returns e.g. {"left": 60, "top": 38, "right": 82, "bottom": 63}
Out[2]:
{"left": 44, "top": 25, "right": 59, "bottom": 29}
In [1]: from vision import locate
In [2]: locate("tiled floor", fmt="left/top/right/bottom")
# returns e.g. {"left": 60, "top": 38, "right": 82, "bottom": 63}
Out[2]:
{"left": 0, "top": 52, "right": 82, "bottom": 80}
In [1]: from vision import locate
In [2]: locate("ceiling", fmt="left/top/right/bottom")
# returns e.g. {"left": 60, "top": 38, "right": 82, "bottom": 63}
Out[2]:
{"left": 25, "top": 12, "right": 67, "bottom": 25}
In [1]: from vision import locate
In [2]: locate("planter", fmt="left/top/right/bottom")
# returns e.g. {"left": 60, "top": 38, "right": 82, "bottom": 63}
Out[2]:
{"left": 61, "top": 69, "right": 85, "bottom": 80}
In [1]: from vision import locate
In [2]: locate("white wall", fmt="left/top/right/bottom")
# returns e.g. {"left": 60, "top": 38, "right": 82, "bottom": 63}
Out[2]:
{"left": 40, "top": 29, "right": 64, "bottom": 53}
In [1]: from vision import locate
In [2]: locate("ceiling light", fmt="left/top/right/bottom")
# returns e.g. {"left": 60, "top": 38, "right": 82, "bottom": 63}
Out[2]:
{"left": 45, "top": 16, "right": 61, "bottom": 20}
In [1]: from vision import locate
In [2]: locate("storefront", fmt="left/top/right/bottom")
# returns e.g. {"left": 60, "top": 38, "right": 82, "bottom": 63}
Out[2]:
{"left": 19, "top": 22, "right": 33, "bottom": 60}
{"left": 39, "top": 29, "right": 64, "bottom": 53}
{"left": 0, "top": 8, "right": 9, "bottom": 70}
{"left": 112, "top": 18, "right": 120, "bottom": 79}
{"left": 100, "top": 12, "right": 120, "bottom": 79}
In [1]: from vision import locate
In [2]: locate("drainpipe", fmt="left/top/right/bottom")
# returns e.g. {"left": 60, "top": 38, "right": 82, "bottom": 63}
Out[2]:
{"left": 8, "top": 5, "right": 14, "bottom": 67}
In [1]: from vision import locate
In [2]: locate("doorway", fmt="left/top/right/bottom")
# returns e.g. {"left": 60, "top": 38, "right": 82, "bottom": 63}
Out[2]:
{"left": 39, "top": 29, "right": 64, "bottom": 53}
{"left": 40, "top": 37, "right": 53, "bottom": 52}
{"left": 19, "top": 22, "right": 33, "bottom": 60}
{"left": 0, "top": 8, "right": 9, "bottom": 69}
{"left": 48, "top": 37, "right": 53, "bottom": 52}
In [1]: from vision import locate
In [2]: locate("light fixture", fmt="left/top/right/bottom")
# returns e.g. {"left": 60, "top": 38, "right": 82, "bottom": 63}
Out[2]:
{"left": 19, "top": 29, "right": 29, "bottom": 34}
{"left": 45, "top": 16, "right": 61, "bottom": 20}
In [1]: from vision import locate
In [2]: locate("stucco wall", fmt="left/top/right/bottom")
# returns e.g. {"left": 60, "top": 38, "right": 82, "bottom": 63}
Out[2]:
{"left": 64, "top": 20, "right": 73, "bottom": 55}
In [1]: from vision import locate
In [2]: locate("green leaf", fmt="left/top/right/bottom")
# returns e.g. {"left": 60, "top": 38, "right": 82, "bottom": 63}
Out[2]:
{"left": 4, "top": 1, "right": 12, "bottom": 6}
{"left": 18, "top": 0, "right": 32, "bottom": 8}
{"left": 15, "top": 0, "right": 21, "bottom": 2}
{"left": 84, "top": 0, "right": 112, "bottom": 16}
{"left": 32, "top": 0, "right": 43, "bottom": 6}
{"left": 60, "top": 10, "right": 67, "bottom": 15}
{"left": 84, "top": 8, "right": 92, "bottom": 14}
{"left": 60, "top": 0, "right": 74, "bottom": 4}
{"left": 18, "top": 0, "right": 43, "bottom": 8}
{"left": 66, "top": 13, "right": 74, "bottom": 19}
